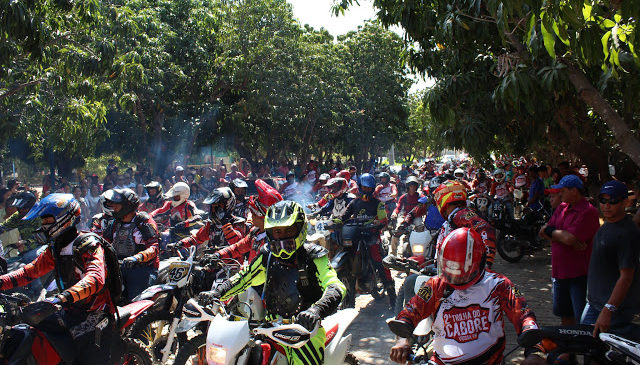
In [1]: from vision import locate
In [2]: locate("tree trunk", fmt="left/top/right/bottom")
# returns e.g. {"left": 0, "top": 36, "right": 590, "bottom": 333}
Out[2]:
{"left": 563, "top": 62, "right": 640, "bottom": 169}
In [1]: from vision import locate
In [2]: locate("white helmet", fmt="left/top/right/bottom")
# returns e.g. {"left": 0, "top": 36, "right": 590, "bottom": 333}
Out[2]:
{"left": 454, "top": 168, "right": 465, "bottom": 181}
{"left": 493, "top": 168, "right": 505, "bottom": 183}
{"left": 168, "top": 182, "right": 190, "bottom": 207}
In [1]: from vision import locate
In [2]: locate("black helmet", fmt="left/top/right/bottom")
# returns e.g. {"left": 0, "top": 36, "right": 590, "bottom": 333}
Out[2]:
{"left": 11, "top": 191, "right": 37, "bottom": 212}
{"left": 144, "top": 181, "right": 163, "bottom": 197}
{"left": 231, "top": 178, "right": 248, "bottom": 190}
{"left": 377, "top": 172, "right": 391, "bottom": 183}
{"left": 103, "top": 188, "right": 140, "bottom": 220}
{"left": 203, "top": 187, "right": 236, "bottom": 224}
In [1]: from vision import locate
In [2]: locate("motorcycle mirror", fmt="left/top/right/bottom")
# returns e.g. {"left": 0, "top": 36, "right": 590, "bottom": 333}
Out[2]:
{"left": 386, "top": 318, "right": 413, "bottom": 339}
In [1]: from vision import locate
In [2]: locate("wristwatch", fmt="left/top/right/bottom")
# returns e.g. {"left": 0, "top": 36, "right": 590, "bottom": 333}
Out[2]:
{"left": 604, "top": 303, "right": 618, "bottom": 312}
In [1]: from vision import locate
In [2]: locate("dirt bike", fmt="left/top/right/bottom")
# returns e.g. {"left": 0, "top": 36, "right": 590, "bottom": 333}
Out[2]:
{"left": 331, "top": 219, "right": 386, "bottom": 308}
{"left": 128, "top": 246, "right": 241, "bottom": 364}
{"left": 495, "top": 206, "right": 550, "bottom": 263}
{"left": 0, "top": 292, "right": 153, "bottom": 365}
{"left": 518, "top": 324, "right": 640, "bottom": 364}
{"left": 467, "top": 192, "right": 492, "bottom": 220}
{"left": 174, "top": 288, "right": 360, "bottom": 365}
{"left": 387, "top": 312, "right": 437, "bottom": 364}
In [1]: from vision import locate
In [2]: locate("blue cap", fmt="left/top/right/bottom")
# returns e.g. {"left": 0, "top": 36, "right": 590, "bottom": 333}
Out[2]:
{"left": 551, "top": 174, "right": 584, "bottom": 190}
{"left": 599, "top": 180, "right": 628, "bottom": 200}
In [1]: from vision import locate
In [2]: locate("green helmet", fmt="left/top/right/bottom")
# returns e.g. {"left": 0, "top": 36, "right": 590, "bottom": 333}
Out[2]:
{"left": 264, "top": 200, "right": 307, "bottom": 259}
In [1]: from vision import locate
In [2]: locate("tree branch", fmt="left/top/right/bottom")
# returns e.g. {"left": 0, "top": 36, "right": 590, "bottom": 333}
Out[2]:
{"left": 0, "top": 79, "right": 45, "bottom": 100}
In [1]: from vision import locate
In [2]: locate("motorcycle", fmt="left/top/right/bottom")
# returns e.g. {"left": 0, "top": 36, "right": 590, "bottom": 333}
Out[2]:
{"left": 174, "top": 288, "right": 360, "bottom": 365}
{"left": 387, "top": 311, "right": 436, "bottom": 364}
{"left": 494, "top": 206, "right": 549, "bottom": 263}
{"left": 0, "top": 292, "right": 153, "bottom": 365}
{"left": 307, "top": 215, "right": 332, "bottom": 251}
{"left": 382, "top": 255, "right": 437, "bottom": 317}
{"left": 518, "top": 324, "right": 640, "bottom": 364}
{"left": 467, "top": 192, "right": 492, "bottom": 220}
{"left": 513, "top": 188, "right": 526, "bottom": 220}
{"left": 331, "top": 219, "right": 386, "bottom": 307}
{"left": 129, "top": 246, "right": 241, "bottom": 364}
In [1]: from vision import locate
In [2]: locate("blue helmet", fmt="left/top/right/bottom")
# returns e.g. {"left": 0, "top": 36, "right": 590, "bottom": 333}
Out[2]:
{"left": 23, "top": 193, "right": 80, "bottom": 245}
{"left": 359, "top": 173, "right": 376, "bottom": 189}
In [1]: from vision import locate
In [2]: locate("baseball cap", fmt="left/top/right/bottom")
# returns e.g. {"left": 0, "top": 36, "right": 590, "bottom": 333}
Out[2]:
{"left": 551, "top": 174, "right": 583, "bottom": 190}
{"left": 544, "top": 188, "right": 561, "bottom": 195}
{"left": 599, "top": 180, "right": 628, "bottom": 200}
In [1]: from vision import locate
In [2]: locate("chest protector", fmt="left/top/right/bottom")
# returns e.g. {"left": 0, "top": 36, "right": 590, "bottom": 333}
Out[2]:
{"left": 112, "top": 221, "right": 137, "bottom": 257}
{"left": 263, "top": 247, "right": 324, "bottom": 318}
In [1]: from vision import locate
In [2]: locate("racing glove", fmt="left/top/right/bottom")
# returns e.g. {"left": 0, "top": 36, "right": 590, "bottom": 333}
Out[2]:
{"left": 174, "top": 222, "right": 186, "bottom": 230}
{"left": 297, "top": 306, "right": 321, "bottom": 332}
{"left": 122, "top": 256, "right": 139, "bottom": 269}
{"left": 200, "top": 252, "right": 221, "bottom": 268}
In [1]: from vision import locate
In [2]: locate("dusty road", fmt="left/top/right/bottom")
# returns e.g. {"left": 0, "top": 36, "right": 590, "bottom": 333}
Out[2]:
{"left": 347, "top": 249, "right": 554, "bottom": 364}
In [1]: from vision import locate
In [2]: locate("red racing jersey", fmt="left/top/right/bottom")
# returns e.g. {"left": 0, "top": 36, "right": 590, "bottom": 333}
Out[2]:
{"left": 393, "top": 193, "right": 420, "bottom": 217}
{"left": 216, "top": 226, "right": 266, "bottom": 263}
{"left": 437, "top": 208, "right": 496, "bottom": 268}
{"left": 179, "top": 218, "right": 247, "bottom": 249}
{"left": 374, "top": 183, "right": 397, "bottom": 203}
{"left": 0, "top": 238, "right": 114, "bottom": 314}
{"left": 151, "top": 200, "right": 200, "bottom": 228}
{"left": 397, "top": 271, "right": 539, "bottom": 364}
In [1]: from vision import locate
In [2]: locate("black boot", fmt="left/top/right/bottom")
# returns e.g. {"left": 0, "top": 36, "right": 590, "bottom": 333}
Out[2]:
{"left": 385, "top": 282, "right": 396, "bottom": 312}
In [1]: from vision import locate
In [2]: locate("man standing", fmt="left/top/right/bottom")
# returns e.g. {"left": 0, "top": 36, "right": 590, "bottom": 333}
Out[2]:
{"left": 581, "top": 180, "right": 640, "bottom": 340}
{"left": 539, "top": 174, "right": 599, "bottom": 325}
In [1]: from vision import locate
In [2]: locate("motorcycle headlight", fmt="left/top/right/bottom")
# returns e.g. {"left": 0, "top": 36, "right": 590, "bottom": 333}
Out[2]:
{"left": 412, "top": 244, "right": 424, "bottom": 254}
{"left": 207, "top": 346, "right": 226, "bottom": 364}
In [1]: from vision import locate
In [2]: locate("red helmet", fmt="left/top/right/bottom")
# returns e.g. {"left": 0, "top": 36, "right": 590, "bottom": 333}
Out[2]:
{"left": 336, "top": 170, "right": 351, "bottom": 181}
{"left": 438, "top": 227, "right": 486, "bottom": 290}
{"left": 248, "top": 179, "right": 283, "bottom": 217}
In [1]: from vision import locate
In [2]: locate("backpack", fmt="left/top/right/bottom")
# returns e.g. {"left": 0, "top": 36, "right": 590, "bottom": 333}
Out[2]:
{"left": 73, "top": 232, "right": 124, "bottom": 305}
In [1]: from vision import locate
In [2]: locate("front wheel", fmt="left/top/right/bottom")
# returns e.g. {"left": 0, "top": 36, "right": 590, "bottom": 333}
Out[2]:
{"left": 496, "top": 233, "right": 525, "bottom": 263}
{"left": 127, "top": 311, "right": 186, "bottom": 363}
{"left": 118, "top": 338, "right": 153, "bottom": 365}
{"left": 173, "top": 334, "right": 206, "bottom": 365}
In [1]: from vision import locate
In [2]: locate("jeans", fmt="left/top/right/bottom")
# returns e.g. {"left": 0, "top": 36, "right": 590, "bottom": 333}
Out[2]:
{"left": 121, "top": 264, "right": 158, "bottom": 302}
{"left": 581, "top": 302, "right": 640, "bottom": 341}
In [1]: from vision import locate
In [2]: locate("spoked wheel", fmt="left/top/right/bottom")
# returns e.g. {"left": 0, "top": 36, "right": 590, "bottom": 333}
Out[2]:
{"left": 496, "top": 233, "right": 525, "bottom": 263}
{"left": 118, "top": 338, "right": 153, "bottom": 365}
{"left": 368, "top": 262, "right": 386, "bottom": 301}
{"left": 174, "top": 334, "right": 207, "bottom": 365}
{"left": 128, "top": 311, "right": 186, "bottom": 363}
{"left": 338, "top": 272, "right": 356, "bottom": 309}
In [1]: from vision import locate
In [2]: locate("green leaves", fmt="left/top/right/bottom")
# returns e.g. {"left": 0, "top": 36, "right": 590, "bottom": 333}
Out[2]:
{"left": 540, "top": 11, "right": 557, "bottom": 58}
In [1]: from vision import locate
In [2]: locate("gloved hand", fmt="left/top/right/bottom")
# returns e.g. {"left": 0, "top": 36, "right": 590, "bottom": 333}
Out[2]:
{"left": 45, "top": 296, "right": 62, "bottom": 306}
{"left": 166, "top": 242, "right": 182, "bottom": 251}
{"left": 296, "top": 306, "right": 321, "bottom": 332}
{"left": 122, "top": 256, "right": 139, "bottom": 269}
{"left": 198, "top": 290, "right": 220, "bottom": 306}
{"left": 174, "top": 221, "right": 186, "bottom": 230}
{"left": 201, "top": 253, "right": 221, "bottom": 268}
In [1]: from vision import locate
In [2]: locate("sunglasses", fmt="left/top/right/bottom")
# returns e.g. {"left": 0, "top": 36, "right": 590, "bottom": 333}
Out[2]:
{"left": 599, "top": 197, "right": 623, "bottom": 205}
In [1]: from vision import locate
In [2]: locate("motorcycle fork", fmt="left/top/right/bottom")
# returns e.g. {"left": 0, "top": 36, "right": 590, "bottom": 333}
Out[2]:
{"left": 160, "top": 288, "right": 187, "bottom": 363}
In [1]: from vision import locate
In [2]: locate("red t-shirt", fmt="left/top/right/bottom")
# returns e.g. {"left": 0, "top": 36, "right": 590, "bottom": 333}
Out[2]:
{"left": 547, "top": 198, "right": 600, "bottom": 279}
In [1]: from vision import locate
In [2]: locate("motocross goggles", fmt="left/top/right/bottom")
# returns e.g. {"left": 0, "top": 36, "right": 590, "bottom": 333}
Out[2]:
{"left": 269, "top": 239, "right": 297, "bottom": 258}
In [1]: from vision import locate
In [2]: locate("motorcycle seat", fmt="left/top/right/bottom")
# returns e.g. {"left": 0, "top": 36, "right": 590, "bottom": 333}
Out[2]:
{"left": 40, "top": 329, "right": 76, "bottom": 362}
{"left": 116, "top": 306, "right": 132, "bottom": 329}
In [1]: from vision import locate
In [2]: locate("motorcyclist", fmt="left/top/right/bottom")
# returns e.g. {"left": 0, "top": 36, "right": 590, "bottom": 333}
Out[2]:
{"left": 101, "top": 188, "right": 159, "bottom": 301}
{"left": 471, "top": 168, "right": 492, "bottom": 195}
{"left": 207, "top": 179, "right": 283, "bottom": 263}
{"left": 0, "top": 194, "right": 118, "bottom": 365}
{"left": 0, "top": 191, "right": 39, "bottom": 252}
{"left": 389, "top": 227, "right": 545, "bottom": 365}
{"left": 230, "top": 178, "right": 249, "bottom": 218}
{"left": 140, "top": 181, "right": 164, "bottom": 212}
{"left": 198, "top": 200, "right": 345, "bottom": 365}
{"left": 489, "top": 168, "right": 514, "bottom": 221}
{"left": 174, "top": 187, "right": 246, "bottom": 250}
{"left": 315, "top": 178, "right": 354, "bottom": 219}
{"left": 389, "top": 176, "right": 421, "bottom": 256}
{"left": 334, "top": 173, "right": 396, "bottom": 309}
{"left": 312, "top": 173, "right": 331, "bottom": 197}
{"left": 90, "top": 193, "right": 112, "bottom": 235}
{"left": 454, "top": 168, "right": 471, "bottom": 189}
{"left": 279, "top": 171, "right": 299, "bottom": 199}
{"left": 375, "top": 171, "right": 398, "bottom": 216}
{"left": 151, "top": 181, "right": 200, "bottom": 237}
{"left": 337, "top": 170, "right": 359, "bottom": 195}
{"left": 433, "top": 180, "right": 497, "bottom": 269}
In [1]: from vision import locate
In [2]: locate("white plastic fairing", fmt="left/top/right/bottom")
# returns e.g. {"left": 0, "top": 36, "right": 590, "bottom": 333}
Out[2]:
{"left": 207, "top": 315, "right": 250, "bottom": 365}
{"left": 236, "top": 287, "right": 265, "bottom": 321}
{"left": 414, "top": 317, "right": 433, "bottom": 336}
{"left": 322, "top": 308, "right": 359, "bottom": 365}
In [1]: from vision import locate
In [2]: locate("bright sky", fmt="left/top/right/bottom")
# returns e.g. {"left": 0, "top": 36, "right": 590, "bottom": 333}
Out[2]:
{"left": 287, "top": 0, "right": 433, "bottom": 93}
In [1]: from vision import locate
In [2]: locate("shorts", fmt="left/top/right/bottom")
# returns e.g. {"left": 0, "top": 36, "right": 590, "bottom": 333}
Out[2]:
{"left": 552, "top": 276, "right": 587, "bottom": 319}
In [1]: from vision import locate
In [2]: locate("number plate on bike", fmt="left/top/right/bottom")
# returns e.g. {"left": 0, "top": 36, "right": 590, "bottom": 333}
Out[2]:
{"left": 167, "top": 262, "right": 190, "bottom": 284}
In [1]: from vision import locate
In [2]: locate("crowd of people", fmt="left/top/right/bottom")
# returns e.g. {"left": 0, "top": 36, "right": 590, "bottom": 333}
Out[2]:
{"left": 0, "top": 153, "right": 636, "bottom": 364}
